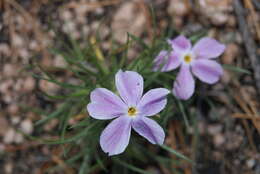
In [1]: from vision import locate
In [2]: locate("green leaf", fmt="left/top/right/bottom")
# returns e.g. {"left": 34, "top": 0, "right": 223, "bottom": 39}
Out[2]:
{"left": 223, "top": 64, "right": 251, "bottom": 74}
{"left": 41, "top": 121, "right": 99, "bottom": 145}
{"left": 35, "top": 102, "right": 71, "bottom": 126}
{"left": 160, "top": 145, "right": 193, "bottom": 163}
{"left": 115, "top": 159, "right": 151, "bottom": 174}
{"left": 79, "top": 154, "right": 90, "bottom": 174}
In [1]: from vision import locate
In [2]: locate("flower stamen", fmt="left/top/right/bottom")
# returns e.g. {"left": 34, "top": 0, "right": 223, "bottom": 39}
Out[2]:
{"left": 184, "top": 54, "right": 192, "bottom": 63}
{"left": 128, "top": 107, "right": 137, "bottom": 117}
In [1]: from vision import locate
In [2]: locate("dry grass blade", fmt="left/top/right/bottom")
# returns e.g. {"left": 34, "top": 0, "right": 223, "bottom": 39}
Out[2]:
{"left": 244, "top": 0, "right": 260, "bottom": 40}
{"left": 234, "top": 0, "right": 260, "bottom": 95}
{"left": 240, "top": 88, "right": 260, "bottom": 135}
{"left": 232, "top": 113, "right": 260, "bottom": 121}
{"left": 232, "top": 88, "right": 260, "bottom": 152}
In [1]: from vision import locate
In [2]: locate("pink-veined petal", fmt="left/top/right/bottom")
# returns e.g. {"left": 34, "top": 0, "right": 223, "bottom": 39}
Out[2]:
{"left": 192, "top": 37, "right": 225, "bottom": 59}
{"left": 132, "top": 117, "right": 165, "bottom": 145}
{"left": 153, "top": 50, "right": 169, "bottom": 72}
{"left": 191, "top": 59, "right": 223, "bottom": 84}
{"left": 87, "top": 88, "right": 127, "bottom": 120}
{"left": 100, "top": 116, "right": 132, "bottom": 156}
{"left": 168, "top": 35, "right": 191, "bottom": 52}
{"left": 173, "top": 65, "right": 195, "bottom": 100}
{"left": 137, "top": 88, "right": 170, "bottom": 116}
{"left": 115, "top": 70, "right": 143, "bottom": 106}
{"left": 165, "top": 51, "right": 182, "bottom": 71}
{"left": 153, "top": 51, "right": 181, "bottom": 72}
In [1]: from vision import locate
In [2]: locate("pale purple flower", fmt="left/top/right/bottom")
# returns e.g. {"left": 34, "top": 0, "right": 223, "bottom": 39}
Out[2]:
{"left": 87, "top": 70, "right": 170, "bottom": 156}
{"left": 154, "top": 35, "right": 226, "bottom": 100}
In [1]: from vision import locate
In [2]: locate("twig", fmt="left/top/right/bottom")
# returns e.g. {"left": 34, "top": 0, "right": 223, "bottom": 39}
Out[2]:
{"left": 252, "top": 0, "right": 260, "bottom": 10}
{"left": 233, "top": 0, "right": 260, "bottom": 96}
{"left": 244, "top": 0, "right": 260, "bottom": 40}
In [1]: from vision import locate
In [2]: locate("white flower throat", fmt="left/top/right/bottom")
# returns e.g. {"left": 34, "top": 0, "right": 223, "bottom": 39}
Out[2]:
{"left": 184, "top": 54, "right": 192, "bottom": 64}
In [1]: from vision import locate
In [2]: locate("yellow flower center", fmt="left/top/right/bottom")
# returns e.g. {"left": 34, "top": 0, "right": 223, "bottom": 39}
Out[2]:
{"left": 184, "top": 54, "right": 192, "bottom": 63}
{"left": 128, "top": 107, "right": 137, "bottom": 117}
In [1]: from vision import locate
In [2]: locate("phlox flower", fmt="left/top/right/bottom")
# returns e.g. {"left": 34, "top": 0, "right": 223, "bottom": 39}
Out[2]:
{"left": 87, "top": 70, "right": 170, "bottom": 156}
{"left": 153, "top": 35, "right": 226, "bottom": 100}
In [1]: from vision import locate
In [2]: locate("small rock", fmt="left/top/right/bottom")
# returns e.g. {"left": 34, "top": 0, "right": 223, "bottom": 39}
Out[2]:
{"left": 7, "top": 104, "right": 19, "bottom": 115}
{"left": 4, "top": 162, "right": 13, "bottom": 174}
{"left": 0, "top": 79, "right": 13, "bottom": 92}
{"left": 54, "top": 55, "right": 67, "bottom": 67}
{"left": 14, "top": 79, "right": 23, "bottom": 91}
{"left": 213, "top": 133, "right": 225, "bottom": 146}
{"left": 211, "top": 12, "right": 229, "bottom": 26}
{"left": 39, "top": 80, "right": 60, "bottom": 95}
{"left": 208, "top": 124, "right": 223, "bottom": 135}
{"left": 11, "top": 116, "right": 21, "bottom": 125}
{"left": 2, "top": 93, "right": 13, "bottom": 104}
{"left": 12, "top": 34, "right": 24, "bottom": 47}
{"left": 19, "top": 49, "right": 30, "bottom": 60}
{"left": 168, "top": 0, "right": 189, "bottom": 17}
{"left": 222, "top": 43, "right": 239, "bottom": 64}
{"left": 227, "top": 15, "right": 237, "bottom": 27}
{"left": 4, "top": 128, "right": 15, "bottom": 144}
{"left": 197, "top": 0, "right": 232, "bottom": 26}
{"left": 14, "top": 133, "right": 24, "bottom": 144}
{"left": 20, "top": 119, "right": 34, "bottom": 134}
{"left": 60, "top": 10, "right": 73, "bottom": 21}
{"left": 246, "top": 159, "right": 255, "bottom": 168}
{"left": 0, "top": 44, "right": 11, "bottom": 57}
{"left": 3, "top": 64, "right": 17, "bottom": 77}
{"left": 62, "top": 21, "right": 76, "bottom": 34}
{"left": 29, "top": 40, "right": 39, "bottom": 51}
{"left": 112, "top": 1, "right": 146, "bottom": 43}
{"left": 23, "top": 76, "right": 36, "bottom": 92}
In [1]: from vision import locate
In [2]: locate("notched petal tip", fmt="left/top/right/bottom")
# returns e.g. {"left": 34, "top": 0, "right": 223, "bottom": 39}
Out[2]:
{"left": 115, "top": 69, "right": 144, "bottom": 106}
{"left": 192, "top": 59, "right": 223, "bottom": 84}
{"left": 170, "top": 35, "right": 191, "bottom": 52}
{"left": 162, "top": 88, "right": 170, "bottom": 95}
{"left": 132, "top": 117, "right": 165, "bottom": 145}
{"left": 100, "top": 117, "right": 132, "bottom": 156}
{"left": 192, "top": 37, "right": 226, "bottom": 59}
{"left": 137, "top": 88, "right": 170, "bottom": 117}
{"left": 87, "top": 88, "right": 126, "bottom": 120}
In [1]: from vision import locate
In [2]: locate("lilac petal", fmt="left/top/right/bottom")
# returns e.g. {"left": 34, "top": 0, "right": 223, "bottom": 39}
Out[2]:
{"left": 115, "top": 70, "right": 143, "bottom": 106}
{"left": 100, "top": 116, "right": 132, "bottom": 156}
{"left": 132, "top": 117, "right": 165, "bottom": 145}
{"left": 153, "top": 51, "right": 181, "bottom": 72}
{"left": 87, "top": 88, "right": 127, "bottom": 120}
{"left": 173, "top": 65, "right": 195, "bottom": 100}
{"left": 153, "top": 50, "right": 169, "bottom": 72}
{"left": 192, "top": 37, "right": 225, "bottom": 59}
{"left": 137, "top": 88, "right": 170, "bottom": 116}
{"left": 168, "top": 35, "right": 191, "bottom": 52}
{"left": 192, "top": 59, "right": 223, "bottom": 84}
{"left": 164, "top": 52, "right": 182, "bottom": 71}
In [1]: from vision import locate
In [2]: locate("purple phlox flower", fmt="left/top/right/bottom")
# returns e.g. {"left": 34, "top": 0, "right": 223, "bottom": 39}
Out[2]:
{"left": 153, "top": 35, "right": 226, "bottom": 100}
{"left": 87, "top": 70, "right": 170, "bottom": 156}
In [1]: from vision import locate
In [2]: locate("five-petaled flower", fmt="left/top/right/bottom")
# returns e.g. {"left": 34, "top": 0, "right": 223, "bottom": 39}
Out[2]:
{"left": 153, "top": 35, "right": 226, "bottom": 100}
{"left": 87, "top": 70, "right": 170, "bottom": 156}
